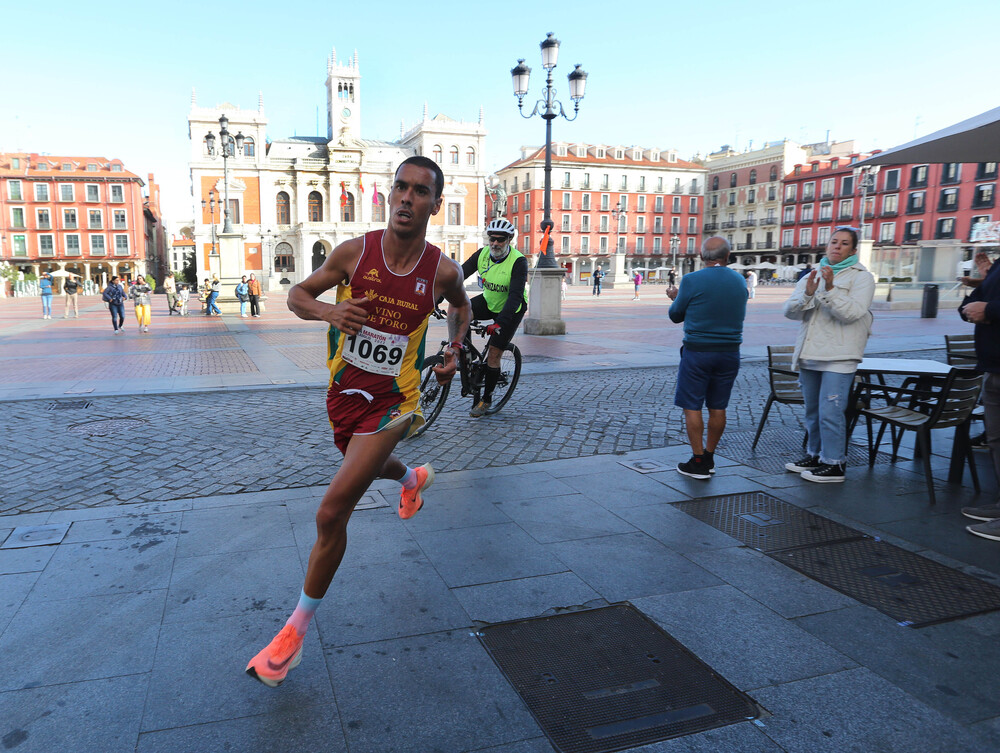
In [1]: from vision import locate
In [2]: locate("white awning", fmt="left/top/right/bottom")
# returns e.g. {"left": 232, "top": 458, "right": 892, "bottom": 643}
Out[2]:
{"left": 857, "top": 104, "right": 1000, "bottom": 166}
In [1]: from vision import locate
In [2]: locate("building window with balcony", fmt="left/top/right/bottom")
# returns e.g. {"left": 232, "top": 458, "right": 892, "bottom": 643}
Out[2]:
{"left": 8, "top": 179, "right": 22, "bottom": 200}
{"left": 12, "top": 234, "right": 26, "bottom": 256}
{"left": 577, "top": 193, "right": 588, "bottom": 211}
{"left": 511, "top": 196, "right": 518, "bottom": 213}
{"left": 562, "top": 236, "right": 570, "bottom": 254}
{"left": 59, "top": 184, "right": 74, "bottom": 202}
{"left": 63, "top": 208, "right": 77, "bottom": 229}
{"left": 882, "top": 194, "right": 898, "bottom": 215}
{"left": 977, "top": 162, "right": 998, "bottom": 180}
{"left": 819, "top": 202, "right": 833, "bottom": 221}
{"left": 936, "top": 217, "right": 955, "bottom": 239}
{"left": 817, "top": 226, "right": 831, "bottom": 246}
{"left": 653, "top": 217, "right": 663, "bottom": 233}
{"left": 728, "top": 192, "right": 735, "bottom": 206}
{"left": 600, "top": 216, "right": 609, "bottom": 233}
{"left": 86, "top": 184, "right": 99, "bottom": 202}
{"left": 907, "top": 191, "right": 925, "bottom": 213}
{"left": 601, "top": 194, "right": 610, "bottom": 211}
{"left": 10, "top": 208, "right": 25, "bottom": 228}
{"left": 654, "top": 196, "right": 664, "bottom": 212}
{"left": 89, "top": 234, "right": 106, "bottom": 255}
{"left": 34, "top": 183, "right": 49, "bottom": 201}
{"left": 821, "top": 178, "right": 834, "bottom": 198}
{"left": 801, "top": 204, "right": 814, "bottom": 223}
{"left": 747, "top": 169, "right": 757, "bottom": 185}
{"left": 784, "top": 185, "right": 796, "bottom": 202}
{"left": 672, "top": 196, "right": 681, "bottom": 212}
{"left": 783, "top": 206, "right": 795, "bottom": 223}
{"left": 276, "top": 192, "right": 290, "bottom": 224}
{"left": 688, "top": 217, "right": 696, "bottom": 233}
{"left": 113, "top": 209, "right": 127, "bottom": 229}
{"left": 689, "top": 197, "right": 697, "bottom": 213}
{"left": 748, "top": 188, "right": 756, "bottom": 203}
{"left": 711, "top": 176, "right": 719, "bottom": 191}
{"left": 687, "top": 237, "right": 696, "bottom": 252}
{"left": 88, "top": 209, "right": 103, "bottom": 229}
{"left": 601, "top": 174, "right": 609, "bottom": 190}
{"left": 228, "top": 199, "right": 241, "bottom": 224}
{"left": 522, "top": 215, "right": 531, "bottom": 232}
{"left": 581, "top": 215, "right": 590, "bottom": 232}
{"left": 581, "top": 237, "right": 590, "bottom": 254}
{"left": 974, "top": 184, "right": 995, "bottom": 208}
{"left": 38, "top": 234, "right": 54, "bottom": 256}
{"left": 523, "top": 193, "right": 530, "bottom": 210}
{"left": 373, "top": 193, "right": 386, "bottom": 223}
{"left": 803, "top": 182, "right": 816, "bottom": 201}
{"left": 65, "top": 234, "right": 81, "bottom": 255}
{"left": 841, "top": 175, "right": 854, "bottom": 196}
{"left": 447, "top": 203, "right": 461, "bottom": 225}
{"left": 653, "top": 237, "right": 662, "bottom": 253}
{"left": 939, "top": 188, "right": 959, "bottom": 211}
{"left": 561, "top": 192, "right": 571, "bottom": 210}
{"left": 800, "top": 228, "right": 812, "bottom": 247}
{"left": 636, "top": 216, "right": 645, "bottom": 233}
{"left": 639, "top": 176, "right": 646, "bottom": 191}
{"left": 635, "top": 237, "right": 644, "bottom": 253}
{"left": 561, "top": 214, "right": 571, "bottom": 232}
{"left": 838, "top": 199, "right": 853, "bottom": 220}
{"left": 729, "top": 172, "right": 737, "bottom": 188}
{"left": 904, "top": 220, "right": 922, "bottom": 242}
{"left": 941, "top": 163, "right": 960, "bottom": 184}
{"left": 910, "top": 165, "right": 928, "bottom": 188}
{"left": 308, "top": 192, "right": 323, "bottom": 222}
{"left": 637, "top": 195, "right": 646, "bottom": 212}
{"left": 599, "top": 237, "right": 608, "bottom": 253}
{"left": 110, "top": 184, "right": 124, "bottom": 203}
{"left": 582, "top": 173, "right": 591, "bottom": 189}
{"left": 884, "top": 169, "right": 900, "bottom": 191}
{"left": 621, "top": 175, "right": 628, "bottom": 190}
{"left": 781, "top": 228, "right": 794, "bottom": 248}
{"left": 114, "top": 234, "right": 130, "bottom": 255}
{"left": 671, "top": 218, "right": 681, "bottom": 233}
{"left": 37, "top": 209, "right": 51, "bottom": 229}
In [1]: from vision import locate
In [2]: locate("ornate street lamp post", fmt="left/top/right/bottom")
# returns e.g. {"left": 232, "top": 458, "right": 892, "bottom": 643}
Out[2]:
{"left": 511, "top": 33, "right": 588, "bottom": 268}
{"left": 612, "top": 200, "right": 627, "bottom": 271}
{"left": 204, "top": 114, "right": 244, "bottom": 234}
{"left": 670, "top": 233, "right": 680, "bottom": 272}
{"left": 201, "top": 191, "right": 218, "bottom": 255}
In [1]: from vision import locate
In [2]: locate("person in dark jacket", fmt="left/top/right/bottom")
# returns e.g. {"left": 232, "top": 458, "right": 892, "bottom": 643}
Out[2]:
{"left": 960, "top": 251, "right": 1000, "bottom": 541}
{"left": 102, "top": 276, "right": 127, "bottom": 334}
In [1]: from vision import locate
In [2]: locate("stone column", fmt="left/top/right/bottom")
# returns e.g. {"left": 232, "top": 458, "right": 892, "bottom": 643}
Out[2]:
{"left": 524, "top": 267, "right": 566, "bottom": 335}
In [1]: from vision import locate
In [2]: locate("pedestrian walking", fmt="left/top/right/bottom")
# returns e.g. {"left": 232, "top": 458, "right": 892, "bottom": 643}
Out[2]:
{"left": 782, "top": 227, "right": 874, "bottom": 483}
{"left": 746, "top": 269, "right": 758, "bottom": 300}
{"left": 247, "top": 273, "right": 262, "bottom": 317}
{"left": 632, "top": 271, "right": 642, "bottom": 300}
{"left": 236, "top": 276, "right": 249, "bottom": 318}
{"left": 39, "top": 272, "right": 53, "bottom": 319}
{"left": 667, "top": 237, "right": 748, "bottom": 479}
{"left": 561, "top": 274, "right": 567, "bottom": 300}
{"left": 175, "top": 284, "right": 190, "bottom": 316}
{"left": 667, "top": 269, "right": 676, "bottom": 287}
{"left": 102, "top": 275, "right": 127, "bottom": 334}
{"left": 244, "top": 156, "right": 471, "bottom": 689}
{"left": 130, "top": 276, "right": 153, "bottom": 333}
{"left": 206, "top": 275, "right": 221, "bottom": 316}
{"left": 164, "top": 272, "right": 177, "bottom": 315}
{"left": 592, "top": 267, "right": 603, "bottom": 296}
{"left": 63, "top": 275, "right": 81, "bottom": 318}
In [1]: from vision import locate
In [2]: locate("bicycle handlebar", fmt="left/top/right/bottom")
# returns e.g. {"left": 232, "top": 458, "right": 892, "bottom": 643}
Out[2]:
{"left": 430, "top": 306, "right": 492, "bottom": 337}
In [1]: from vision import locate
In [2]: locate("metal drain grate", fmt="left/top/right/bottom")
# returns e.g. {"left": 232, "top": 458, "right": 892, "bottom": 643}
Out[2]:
{"left": 772, "top": 539, "right": 1000, "bottom": 627}
{"left": 478, "top": 604, "right": 759, "bottom": 753}
{"left": 46, "top": 400, "right": 92, "bottom": 411}
{"left": 673, "top": 492, "right": 863, "bottom": 553}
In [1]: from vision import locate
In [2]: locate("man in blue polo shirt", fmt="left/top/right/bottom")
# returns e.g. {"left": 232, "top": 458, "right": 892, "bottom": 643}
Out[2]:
{"left": 667, "top": 236, "right": 748, "bottom": 479}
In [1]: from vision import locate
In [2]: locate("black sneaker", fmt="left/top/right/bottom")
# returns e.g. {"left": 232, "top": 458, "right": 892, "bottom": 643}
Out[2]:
{"left": 961, "top": 503, "right": 1000, "bottom": 522}
{"left": 801, "top": 462, "right": 846, "bottom": 483}
{"left": 971, "top": 432, "right": 989, "bottom": 451}
{"left": 785, "top": 454, "right": 821, "bottom": 473}
{"left": 677, "top": 455, "right": 712, "bottom": 480}
{"left": 703, "top": 450, "right": 716, "bottom": 475}
{"left": 966, "top": 518, "right": 1000, "bottom": 542}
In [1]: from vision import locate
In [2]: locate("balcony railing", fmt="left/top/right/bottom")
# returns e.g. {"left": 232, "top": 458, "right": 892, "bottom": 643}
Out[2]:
{"left": 880, "top": 210, "right": 898, "bottom": 218}
{"left": 736, "top": 243, "right": 752, "bottom": 250}
{"left": 902, "top": 235, "right": 922, "bottom": 244}
{"left": 801, "top": 194, "right": 816, "bottom": 203}
{"left": 782, "top": 219, "right": 796, "bottom": 226}
{"left": 704, "top": 222, "right": 719, "bottom": 232}
{"left": 739, "top": 219, "right": 757, "bottom": 227}
{"left": 37, "top": 221, "right": 51, "bottom": 230}
{"left": 760, "top": 216, "right": 778, "bottom": 225}
{"left": 756, "top": 242, "right": 776, "bottom": 249}
{"left": 784, "top": 194, "right": 797, "bottom": 203}
{"left": 973, "top": 198, "right": 996, "bottom": 209}
{"left": 721, "top": 221, "right": 737, "bottom": 229}
{"left": 907, "top": 205, "right": 925, "bottom": 214}
{"left": 820, "top": 192, "right": 834, "bottom": 199}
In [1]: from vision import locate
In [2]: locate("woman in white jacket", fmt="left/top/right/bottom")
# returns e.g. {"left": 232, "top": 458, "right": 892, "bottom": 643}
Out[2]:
{"left": 782, "top": 227, "right": 875, "bottom": 483}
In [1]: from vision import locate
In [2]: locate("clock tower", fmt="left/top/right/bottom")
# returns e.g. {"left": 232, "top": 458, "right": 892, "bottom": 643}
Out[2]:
{"left": 326, "top": 48, "right": 361, "bottom": 142}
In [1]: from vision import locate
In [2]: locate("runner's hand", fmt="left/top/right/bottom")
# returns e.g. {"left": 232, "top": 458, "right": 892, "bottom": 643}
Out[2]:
{"left": 329, "top": 296, "right": 370, "bottom": 335}
{"left": 433, "top": 349, "right": 458, "bottom": 384}
{"left": 485, "top": 323, "right": 501, "bottom": 336}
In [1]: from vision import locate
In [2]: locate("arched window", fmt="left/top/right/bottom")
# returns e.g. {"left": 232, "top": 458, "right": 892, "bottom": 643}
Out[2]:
{"left": 432, "top": 145, "right": 442, "bottom": 163}
{"left": 243, "top": 137, "right": 255, "bottom": 157}
{"left": 770, "top": 166, "right": 778, "bottom": 182}
{"left": 274, "top": 241, "right": 295, "bottom": 273}
{"left": 276, "top": 192, "right": 290, "bottom": 225}
{"left": 341, "top": 193, "right": 355, "bottom": 222}
{"left": 730, "top": 172, "right": 737, "bottom": 187}
{"left": 308, "top": 191, "right": 323, "bottom": 222}
{"left": 749, "top": 169, "right": 757, "bottom": 185}
{"left": 372, "top": 192, "right": 386, "bottom": 223}
{"left": 712, "top": 176, "right": 719, "bottom": 191}
{"left": 466, "top": 147, "right": 476, "bottom": 166}
{"left": 450, "top": 146, "right": 459, "bottom": 164}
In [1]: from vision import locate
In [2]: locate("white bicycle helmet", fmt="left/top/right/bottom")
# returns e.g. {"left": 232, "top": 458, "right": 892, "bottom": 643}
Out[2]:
{"left": 486, "top": 218, "right": 516, "bottom": 238}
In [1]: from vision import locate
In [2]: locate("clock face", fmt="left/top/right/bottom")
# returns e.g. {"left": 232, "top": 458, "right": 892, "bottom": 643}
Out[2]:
{"left": 341, "top": 107, "right": 351, "bottom": 119}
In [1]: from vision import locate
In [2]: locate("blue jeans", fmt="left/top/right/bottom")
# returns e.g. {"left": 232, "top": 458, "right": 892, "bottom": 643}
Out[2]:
{"left": 799, "top": 368, "right": 856, "bottom": 464}
{"left": 41, "top": 294, "right": 52, "bottom": 316}
{"left": 109, "top": 302, "right": 125, "bottom": 330}
{"left": 239, "top": 299, "right": 248, "bottom": 316}
{"left": 207, "top": 291, "right": 220, "bottom": 315}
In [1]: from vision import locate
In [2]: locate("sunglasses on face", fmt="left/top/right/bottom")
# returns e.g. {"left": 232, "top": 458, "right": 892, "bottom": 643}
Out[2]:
{"left": 488, "top": 236, "right": 509, "bottom": 243}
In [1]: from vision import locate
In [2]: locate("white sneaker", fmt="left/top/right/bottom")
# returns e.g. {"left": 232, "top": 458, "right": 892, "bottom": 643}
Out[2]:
{"left": 143, "top": 326, "right": 149, "bottom": 333}
{"left": 241, "top": 314, "right": 248, "bottom": 318}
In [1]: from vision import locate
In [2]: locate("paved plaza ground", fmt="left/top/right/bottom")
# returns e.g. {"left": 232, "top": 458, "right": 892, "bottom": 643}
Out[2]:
{"left": 1, "top": 283, "right": 999, "bottom": 752}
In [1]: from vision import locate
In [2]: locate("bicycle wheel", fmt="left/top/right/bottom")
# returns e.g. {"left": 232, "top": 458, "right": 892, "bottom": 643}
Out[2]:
{"left": 410, "top": 355, "right": 450, "bottom": 437}
{"left": 485, "top": 344, "right": 522, "bottom": 415}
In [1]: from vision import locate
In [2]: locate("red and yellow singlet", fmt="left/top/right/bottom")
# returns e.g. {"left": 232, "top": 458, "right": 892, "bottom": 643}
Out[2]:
{"left": 326, "top": 230, "right": 443, "bottom": 446}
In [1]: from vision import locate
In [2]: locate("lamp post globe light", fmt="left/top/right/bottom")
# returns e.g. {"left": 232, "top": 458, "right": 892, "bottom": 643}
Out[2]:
{"left": 511, "top": 32, "right": 588, "bottom": 269}
{"left": 204, "top": 114, "right": 245, "bottom": 235}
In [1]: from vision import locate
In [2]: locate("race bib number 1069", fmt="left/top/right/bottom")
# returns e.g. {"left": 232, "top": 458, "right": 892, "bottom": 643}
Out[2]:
{"left": 342, "top": 325, "right": 407, "bottom": 376}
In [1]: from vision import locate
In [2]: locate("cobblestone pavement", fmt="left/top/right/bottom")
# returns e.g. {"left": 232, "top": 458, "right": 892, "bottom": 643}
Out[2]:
{"left": 0, "top": 350, "right": 933, "bottom": 515}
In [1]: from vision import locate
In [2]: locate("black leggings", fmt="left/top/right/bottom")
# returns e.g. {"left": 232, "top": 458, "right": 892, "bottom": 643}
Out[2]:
{"left": 470, "top": 295, "right": 524, "bottom": 350}
{"left": 249, "top": 295, "right": 260, "bottom": 316}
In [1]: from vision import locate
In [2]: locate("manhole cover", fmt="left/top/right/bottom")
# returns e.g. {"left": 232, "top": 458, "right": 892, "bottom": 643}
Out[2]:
{"left": 618, "top": 459, "right": 671, "bottom": 474}
{"left": 478, "top": 604, "right": 759, "bottom": 753}
{"left": 68, "top": 418, "right": 148, "bottom": 437}
{"left": 673, "top": 492, "right": 863, "bottom": 553}
{"left": 1, "top": 523, "right": 70, "bottom": 549}
{"left": 46, "top": 400, "right": 92, "bottom": 411}
{"left": 773, "top": 539, "right": 1000, "bottom": 627}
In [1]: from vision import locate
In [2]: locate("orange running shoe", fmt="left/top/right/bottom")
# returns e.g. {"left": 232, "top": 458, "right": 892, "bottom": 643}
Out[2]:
{"left": 399, "top": 463, "right": 434, "bottom": 520}
{"left": 245, "top": 624, "right": 304, "bottom": 687}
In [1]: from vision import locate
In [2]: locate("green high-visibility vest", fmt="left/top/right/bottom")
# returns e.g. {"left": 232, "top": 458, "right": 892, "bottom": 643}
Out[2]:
{"left": 477, "top": 247, "right": 528, "bottom": 314}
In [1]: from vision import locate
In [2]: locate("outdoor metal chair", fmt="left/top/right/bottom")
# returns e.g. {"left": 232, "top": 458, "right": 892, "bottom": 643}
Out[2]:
{"left": 751, "top": 345, "right": 804, "bottom": 450}
{"left": 859, "top": 369, "right": 984, "bottom": 505}
{"left": 945, "top": 333, "right": 978, "bottom": 368}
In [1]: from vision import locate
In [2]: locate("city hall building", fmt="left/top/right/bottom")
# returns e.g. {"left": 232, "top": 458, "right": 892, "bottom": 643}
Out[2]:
{"left": 187, "top": 50, "right": 488, "bottom": 290}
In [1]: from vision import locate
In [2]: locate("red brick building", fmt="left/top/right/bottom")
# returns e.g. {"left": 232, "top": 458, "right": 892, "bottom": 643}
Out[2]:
{"left": 0, "top": 152, "right": 156, "bottom": 287}
{"left": 498, "top": 143, "right": 706, "bottom": 283}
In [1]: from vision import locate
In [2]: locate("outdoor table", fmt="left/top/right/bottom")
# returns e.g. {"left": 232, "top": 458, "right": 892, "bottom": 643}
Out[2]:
{"left": 855, "top": 358, "right": 970, "bottom": 483}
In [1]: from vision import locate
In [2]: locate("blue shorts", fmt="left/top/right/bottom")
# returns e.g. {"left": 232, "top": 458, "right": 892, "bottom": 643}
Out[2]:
{"left": 674, "top": 349, "right": 740, "bottom": 411}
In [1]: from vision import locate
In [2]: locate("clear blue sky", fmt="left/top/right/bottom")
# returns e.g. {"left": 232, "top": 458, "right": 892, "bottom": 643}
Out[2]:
{"left": 1, "top": 0, "right": 994, "bottom": 225}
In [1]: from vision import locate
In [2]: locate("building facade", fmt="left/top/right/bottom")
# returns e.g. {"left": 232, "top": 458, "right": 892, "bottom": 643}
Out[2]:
{"left": 497, "top": 143, "right": 706, "bottom": 283}
{"left": 187, "top": 49, "right": 488, "bottom": 290}
{"left": 0, "top": 153, "right": 154, "bottom": 286}
{"left": 703, "top": 140, "right": 856, "bottom": 267}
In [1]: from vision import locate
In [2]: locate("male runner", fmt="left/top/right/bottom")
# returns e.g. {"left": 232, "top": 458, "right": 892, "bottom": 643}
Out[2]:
{"left": 461, "top": 217, "right": 528, "bottom": 417}
{"left": 245, "top": 156, "right": 471, "bottom": 687}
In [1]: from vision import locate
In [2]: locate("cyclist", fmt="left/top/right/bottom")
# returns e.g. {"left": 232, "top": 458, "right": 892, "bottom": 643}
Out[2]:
{"left": 461, "top": 217, "right": 528, "bottom": 417}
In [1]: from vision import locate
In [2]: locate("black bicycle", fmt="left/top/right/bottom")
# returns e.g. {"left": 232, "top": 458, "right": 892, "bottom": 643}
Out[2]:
{"left": 411, "top": 308, "right": 522, "bottom": 437}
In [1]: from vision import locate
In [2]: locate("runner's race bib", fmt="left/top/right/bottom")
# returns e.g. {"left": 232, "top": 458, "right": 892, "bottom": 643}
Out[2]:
{"left": 341, "top": 325, "right": 407, "bottom": 376}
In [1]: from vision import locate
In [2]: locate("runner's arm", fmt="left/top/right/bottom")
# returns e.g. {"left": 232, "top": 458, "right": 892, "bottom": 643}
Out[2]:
{"left": 433, "top": 257, "right": 472, "bottom": 383}
{"left": 287, "top": 238, "right": 369, "bottom": 332}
